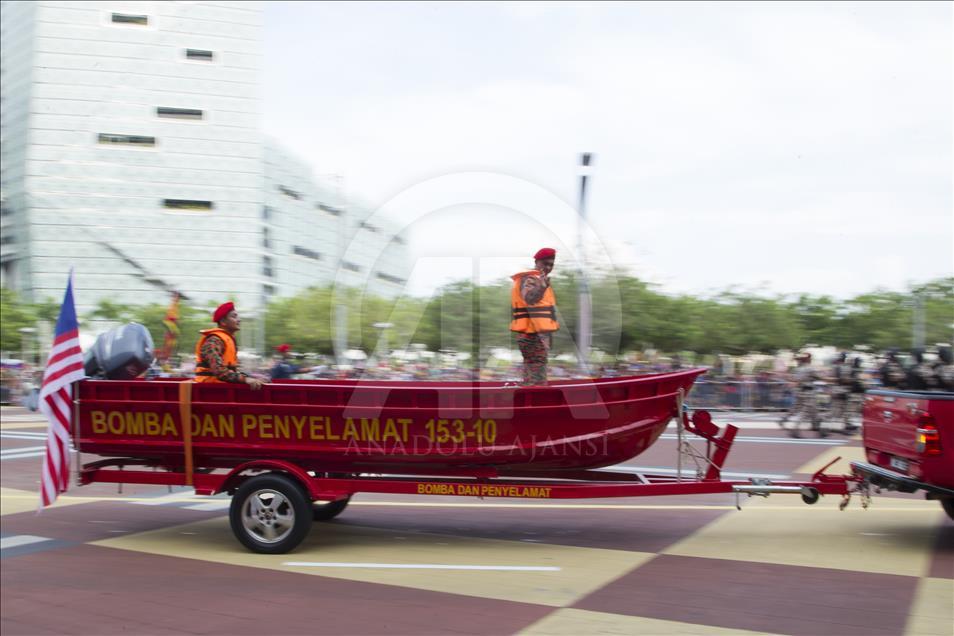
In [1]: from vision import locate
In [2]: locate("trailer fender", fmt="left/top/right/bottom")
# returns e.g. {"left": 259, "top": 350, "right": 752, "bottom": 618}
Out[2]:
{"left": 214, "top": 460, "right": 318, "bottom": 500}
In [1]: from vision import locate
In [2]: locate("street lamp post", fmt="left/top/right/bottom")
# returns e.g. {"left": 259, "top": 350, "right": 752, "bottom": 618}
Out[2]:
{"left": 577, "top": 153, "right": 594, "bottom": 376}
{"left": 18, "top": 327, "right": 37, "bottom": 365}
{"left": 372, "top": 322, "right": 394, "bottom": 360}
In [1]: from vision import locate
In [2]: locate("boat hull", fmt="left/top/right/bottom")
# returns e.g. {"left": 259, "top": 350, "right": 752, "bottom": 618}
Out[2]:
{"left": 75, "top": 368, "right": 706, "bottom": 473}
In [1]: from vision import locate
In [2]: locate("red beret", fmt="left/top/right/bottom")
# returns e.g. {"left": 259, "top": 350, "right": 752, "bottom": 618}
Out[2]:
{"left": 276, "top": 344, "right": 291, "bottom": 353}
{"left": 534, "top": 247, "right": 556, "bottom": 260}
{"left": 212, "top": 302, "right": 235, "bottom": 323}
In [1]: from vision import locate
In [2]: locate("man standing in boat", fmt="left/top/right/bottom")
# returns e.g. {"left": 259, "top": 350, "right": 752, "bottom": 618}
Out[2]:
{"left": 511, "top": 248, "right": 559, "bottom": 386}
{"left": 194, "top": 302, "right": 265, "bottom": 389}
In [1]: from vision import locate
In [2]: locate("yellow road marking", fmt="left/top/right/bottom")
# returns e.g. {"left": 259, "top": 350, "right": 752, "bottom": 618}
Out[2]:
{"left": 664, "top": 505, "right": 943, "bottom": 577}
{"left": 95, "top": 519, "right": 655, "bottom": 607}
{"left": 794, "top": 445, "right": 866, "bottom": 475}
{"left": 905, "top": 577, "right": 954, "bottom": 636}
{"left": 521, "top": 608, "right": 783, "bottom": 636}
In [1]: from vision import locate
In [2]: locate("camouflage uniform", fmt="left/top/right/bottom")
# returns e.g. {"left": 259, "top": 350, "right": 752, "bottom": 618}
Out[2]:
{"left": 828, "top": 359, "right": 858, "bottom": 432}
{"left": 518, "top": 333, "right": 549, "bottom": 386}
{"left": 779, "top": 364, "right": 824, "bottom": 437}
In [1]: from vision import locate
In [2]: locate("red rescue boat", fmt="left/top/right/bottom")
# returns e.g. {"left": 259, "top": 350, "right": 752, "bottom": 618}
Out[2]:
{"left": 75, "top": 368, "right": 706, "bottom": 472}
{"left": 73, "top": 367, "right": 860, "bottom": 554}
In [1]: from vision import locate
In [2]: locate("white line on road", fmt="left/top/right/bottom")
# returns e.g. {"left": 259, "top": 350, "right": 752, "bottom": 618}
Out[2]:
{"left": 659, "top": 434, "right": 843, "bottom": 446}
{"left": 183, "top": 502, "right": 231, "bottom": 511}
{"left": 283, "top": 562, "right": 561, "bottom": 571}
{"left": 132, "top": 492, "right": 204, "bottom": 506}
{"left": 1, "top": 445, "right": 45, "bottom": 455}
{"left": 1, "top": 535, "right": 52, "bottom": 550}
{"left": 1, "top": 432, "right": 48, "bottom": 440}
{"left": 1, "top": 451, "right": 46, "bottom": 461}
{"left": 602, "top": 466, "right": 790, "bottom": 480}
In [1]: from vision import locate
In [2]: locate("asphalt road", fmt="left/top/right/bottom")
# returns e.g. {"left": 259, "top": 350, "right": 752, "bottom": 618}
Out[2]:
{"left": 1, "top": 406, "right": 950, "bottom": 636}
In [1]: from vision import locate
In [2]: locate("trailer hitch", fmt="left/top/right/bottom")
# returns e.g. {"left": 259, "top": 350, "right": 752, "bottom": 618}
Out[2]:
{"left": 732, "top": 478, "right": 820, "bottom": 510}
{"left": 840, "top": 479, "right": 872, "bottom": 511}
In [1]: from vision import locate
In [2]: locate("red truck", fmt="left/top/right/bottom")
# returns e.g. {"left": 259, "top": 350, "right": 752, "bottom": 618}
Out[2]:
{"left": 852, "top": 389, "right": 954, "bottom": 519}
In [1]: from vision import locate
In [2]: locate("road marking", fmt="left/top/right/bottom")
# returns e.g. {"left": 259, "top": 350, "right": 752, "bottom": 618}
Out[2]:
{"left": 1, "top": 432, "right": 48, "bottom": 440}
{"left": 0, "top": 450, "right": 46, "bottom": 461}
{"left": 283, "top": 562, "right": 562, "bottom": 571}
{"left": 0, "top": 492, "right": 940, "bottom": 512}
{"left": 1, "top": 535, "right": 52, "bottom": 550}
{"left": 603, "top": 466, "right": 790, "bottom": 480}
{"left": 132, "top": 492, "right": 200, "bottom": 506}
{"left": 183, "top": 502, "right": 230, "bottom": 511}
{"left": 1, "top": 445, "right": 45, "bottom": 455}
{"left": 659, "top": 434, "right": 843, "bottom": 446}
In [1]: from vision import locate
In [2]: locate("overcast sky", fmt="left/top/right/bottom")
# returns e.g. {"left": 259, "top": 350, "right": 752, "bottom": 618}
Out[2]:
{"left": 262, "top": 1, "right": 952, "bottom": 299}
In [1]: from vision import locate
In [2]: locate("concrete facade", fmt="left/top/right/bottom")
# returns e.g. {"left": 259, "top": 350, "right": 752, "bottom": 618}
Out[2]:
{"left": 0, "top": 0, "right": 409, "bottom": 317}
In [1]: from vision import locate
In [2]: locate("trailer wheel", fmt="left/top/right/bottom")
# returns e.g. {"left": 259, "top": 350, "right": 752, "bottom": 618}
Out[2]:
{"left": 313, "top": 496, "right": 351, "bottom": 521}
{"left": 230, "top": 474, "right": 311, "bottom": 554}
{"left": 800, "top": 487, "right": 820, "bottom": 505}
{"left": 941, "top": 498, "right": 954, "bottom": 521}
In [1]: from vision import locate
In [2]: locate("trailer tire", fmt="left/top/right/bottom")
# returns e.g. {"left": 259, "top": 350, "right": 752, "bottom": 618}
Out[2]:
{"left": 941, "top": 498, "right": 954, "bottom": 521}
{"left": 801, "top": 488, "right": 820, "bottom": 505}
{"left": 313, "top": 496, "right": 351, "bottom": 521}
{"left": 230, "top": 474, "right": 311, "bottom": 554}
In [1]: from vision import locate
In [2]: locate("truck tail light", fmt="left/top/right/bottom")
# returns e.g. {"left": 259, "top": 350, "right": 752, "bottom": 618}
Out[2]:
{"left": 916, "top": 414, "right": 941, "bottom": 456}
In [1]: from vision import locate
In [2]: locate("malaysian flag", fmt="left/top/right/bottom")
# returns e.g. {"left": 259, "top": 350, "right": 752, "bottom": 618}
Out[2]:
{"left": 39, "top": 273, "right": 85, "bottom": 507}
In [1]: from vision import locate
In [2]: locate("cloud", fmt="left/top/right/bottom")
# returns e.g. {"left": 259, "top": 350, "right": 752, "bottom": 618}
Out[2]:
{"left": 262, "top": 1, "right": 952, "bottom": 299}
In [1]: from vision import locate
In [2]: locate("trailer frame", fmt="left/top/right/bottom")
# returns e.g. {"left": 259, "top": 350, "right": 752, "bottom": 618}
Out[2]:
{"left": 76, "top": 390, "right": 861, "bottom": 553}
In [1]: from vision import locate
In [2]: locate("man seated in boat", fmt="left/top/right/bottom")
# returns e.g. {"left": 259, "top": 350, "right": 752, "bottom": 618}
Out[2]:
{"left": 511, "top": 248, "right": 559, "bottom": 386}
{"left": 270, "top": 344, "right": 304, "bottom": 380}
{"left": 194, "top": 302, "right": 265, "bottom": 390}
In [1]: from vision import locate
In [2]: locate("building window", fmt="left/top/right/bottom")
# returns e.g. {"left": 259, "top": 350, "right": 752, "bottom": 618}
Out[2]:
{"left": 377, "top": 272, "right": 405, "bottom": 285}
{"left": 263, "top": 283, "right": 276, "bottom": 296}
{"left": 317, "top": 203, "right": 342, "bottom": 216}
{"left": 262, "top": 256, "right": 273, "bottom": 278}
{"left": 263, "top": 227, "right": 272, "bottom": 250}
{"left": 292, "top": 246, "right": 321, "bottom": 261}
{"left": 157, "top": 107, "right": 203, "bottom": 120}
{"left": 98, "top": 133, "right": 156, "bottom": 147}
{"left": 262, "top": 206, "right": 272, "bottom": 220}
{"left": 358, "top": 221, "right": 378, "bottom": 233}
{"left": 393, "top": 236, "right": 406, "bottom": 245}
{"left": 341, "top": 261, "right": 361, "bottom": 273}
{"left": 163, "top": 199, "right": 213, "bottom": 211}
{"left": 278, "top": 185, "right": 302, "bottom": 200}
{"left": 186, "top": 48, "right": 214, "bottom": 61}
{"left": 112, "top": 13, "right": 148, "bottom": 25}
{"left": 0, "top": 234, "right": 15, "bottom": 245}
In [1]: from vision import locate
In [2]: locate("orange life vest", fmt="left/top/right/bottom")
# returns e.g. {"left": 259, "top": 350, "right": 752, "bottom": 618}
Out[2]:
{"left": 510, "top": 270, "right": 559, "bottom": 334}
{"left": 194, "top": 328, "right": 238, "bottom": 383}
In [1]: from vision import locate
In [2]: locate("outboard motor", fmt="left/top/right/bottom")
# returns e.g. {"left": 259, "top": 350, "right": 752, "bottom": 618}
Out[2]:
{"left": 84, "top": 323, "right": 155, "bottom": 380}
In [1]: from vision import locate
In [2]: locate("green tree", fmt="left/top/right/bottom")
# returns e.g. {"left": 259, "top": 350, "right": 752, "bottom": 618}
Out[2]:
{"left": 0, "top": 287, "right": 38, "bottom": 353}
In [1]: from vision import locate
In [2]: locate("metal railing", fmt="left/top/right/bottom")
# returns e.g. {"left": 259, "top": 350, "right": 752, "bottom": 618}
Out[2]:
{"left": 688, "top": 380, "right": 797, "bottom": 411}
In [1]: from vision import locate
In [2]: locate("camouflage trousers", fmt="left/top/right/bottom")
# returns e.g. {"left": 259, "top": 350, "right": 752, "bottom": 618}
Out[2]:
{"left": 779, "top": 389, "right": 821, "bottom": 431}
{"left": 517, "top": 333, "right": 550, "bottom": 386}
{"left": 829, "top": 390, "right": 862, "bottom": 430}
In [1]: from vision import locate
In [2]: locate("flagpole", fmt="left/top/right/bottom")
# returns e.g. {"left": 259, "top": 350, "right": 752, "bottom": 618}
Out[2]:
{"left": 38, "top": 269, "right": 86, "bottom": 509}
{"left": 577, "top": 153, "right": 594, "bottom": 377}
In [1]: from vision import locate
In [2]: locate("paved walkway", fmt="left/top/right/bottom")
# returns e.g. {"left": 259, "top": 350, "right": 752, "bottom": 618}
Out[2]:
{"left": 1, "top": 407, "right": 950, "bottom": 635}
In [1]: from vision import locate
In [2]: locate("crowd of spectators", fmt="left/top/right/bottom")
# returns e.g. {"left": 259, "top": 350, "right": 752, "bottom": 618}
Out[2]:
{"left": 4, "top": 345, "right": 949, "bottom": 412}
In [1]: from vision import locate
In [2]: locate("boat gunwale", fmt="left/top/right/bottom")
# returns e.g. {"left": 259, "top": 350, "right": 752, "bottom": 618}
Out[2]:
{"left": 86, "top": 368, "right": 708, "bottom": 395}
{"left": 78, "top": 385, "right": 696, "bottom": 414}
